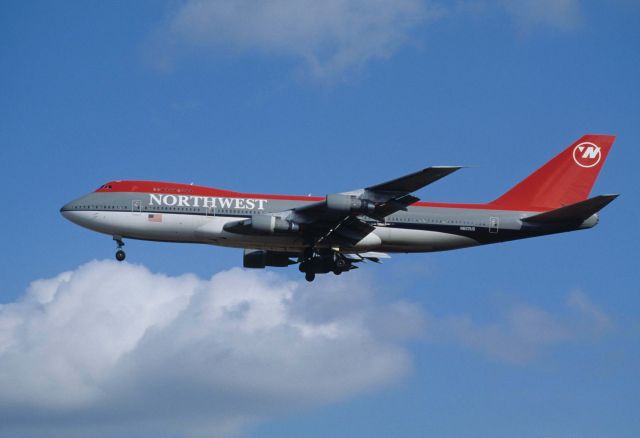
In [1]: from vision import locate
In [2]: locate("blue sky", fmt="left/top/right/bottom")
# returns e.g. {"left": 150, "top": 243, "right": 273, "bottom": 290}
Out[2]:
{"left": 1, "top": 1, "right": 639, "bottom": 437}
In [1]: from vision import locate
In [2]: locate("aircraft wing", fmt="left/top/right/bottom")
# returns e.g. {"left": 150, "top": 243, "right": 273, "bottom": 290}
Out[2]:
{"left": 291, "top": 166, "right": 462, "bottom": 223}
{"left": 224, "top": 166, "right": 461, "bottom": 246}
{"left": 344, "top": 252, "right": 392, "bottom": 263}
{"left": 365, "top": 166, "right": 463, "bottom": 194}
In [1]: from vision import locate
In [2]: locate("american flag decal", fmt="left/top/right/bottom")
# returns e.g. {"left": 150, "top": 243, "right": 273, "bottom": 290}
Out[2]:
{"left": 148, "top": 213, "right": 162, "bottom": 223}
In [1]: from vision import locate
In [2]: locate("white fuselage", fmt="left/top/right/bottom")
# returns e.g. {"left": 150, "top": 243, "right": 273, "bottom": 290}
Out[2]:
{"left": 61, "top": 210, "right": 479, "bottom": 254}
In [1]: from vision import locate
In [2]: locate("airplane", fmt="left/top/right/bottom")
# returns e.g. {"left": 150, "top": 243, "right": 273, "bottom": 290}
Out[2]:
{"left": 60, "top": 134, "right": 617, "bottom": 282}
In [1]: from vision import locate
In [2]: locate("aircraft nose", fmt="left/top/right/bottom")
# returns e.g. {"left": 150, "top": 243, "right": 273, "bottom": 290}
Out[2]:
{"left": 59, "top": 199, "right": 90, "bottom": 227}
{"left": 60, "top": 198, "right": 82, "bottom": 221}
{"left": 60, "top": 200, "right": 76, "bottom": 215}
{"left": 60, "top": 203, "right": 73, "bottom": 222}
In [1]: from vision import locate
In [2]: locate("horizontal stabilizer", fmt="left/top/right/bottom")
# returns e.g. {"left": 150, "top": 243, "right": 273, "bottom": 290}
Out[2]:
{"left": 522, "top": 194, "right": 619, "bottom": 224}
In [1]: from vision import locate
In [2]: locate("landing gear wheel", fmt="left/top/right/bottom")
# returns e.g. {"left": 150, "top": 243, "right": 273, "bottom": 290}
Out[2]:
{"left": 305, "top": 272, "right": 316, "bottom": 282}
{"left": 113, "top": 236, "right": 125, "bottom": 261}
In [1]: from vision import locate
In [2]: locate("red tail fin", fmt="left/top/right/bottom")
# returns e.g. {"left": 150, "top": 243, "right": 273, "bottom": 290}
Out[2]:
{"left": 491, "top": 134, "right": 615, "bottom": 210}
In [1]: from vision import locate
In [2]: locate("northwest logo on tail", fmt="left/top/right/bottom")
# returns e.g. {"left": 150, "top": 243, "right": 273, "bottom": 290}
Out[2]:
{"left": 573, "top": 142, "right": 601, "bottom": 168}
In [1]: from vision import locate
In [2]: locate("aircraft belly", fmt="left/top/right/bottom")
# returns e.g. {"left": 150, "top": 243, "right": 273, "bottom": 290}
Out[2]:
{"left": 375, "top": 227, "right": 479, "bottom": 252}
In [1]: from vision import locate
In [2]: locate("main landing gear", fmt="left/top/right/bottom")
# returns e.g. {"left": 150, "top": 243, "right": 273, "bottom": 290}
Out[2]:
{"left": 113, "top": 236, "right": 126, "bottom": 262}
{"left": 299, "top": 248, "right": 353, "bottom": 282}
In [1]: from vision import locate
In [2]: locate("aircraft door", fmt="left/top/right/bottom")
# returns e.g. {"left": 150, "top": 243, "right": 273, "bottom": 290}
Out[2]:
{"left": 132, "top": 200, "right": 142, "bottom": 215}
{"left": 489, "top": 216, "right": 499, "bottom": 233}
{"left": 205, "top": 206, "right": 215, "bottom": 217}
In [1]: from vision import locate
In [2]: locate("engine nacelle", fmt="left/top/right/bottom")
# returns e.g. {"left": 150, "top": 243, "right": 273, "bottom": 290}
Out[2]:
{"left": 326, "top": 194, "right": 375, "bottom": 215}
{"left": 251, "top": 215, "right": 300, "bottom": 234}
{"left": 243, "top": 249, "right": 295, "bottom": 269}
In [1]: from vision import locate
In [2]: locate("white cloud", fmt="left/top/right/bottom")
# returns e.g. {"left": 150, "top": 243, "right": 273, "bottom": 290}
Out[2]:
{"left": 0, "top": 260, "right": 609, "bottom": 435}
{"left": 454, "top": 0, "right": 583, "bottom": 30}
{"left": 425, "top": 290, "right": 611, "bottom": 363}
{"left": 162, "top": 0, "right": 439, "bottom": 78}
{"left": 0, "top": 261, "right": 423, "bottom": 437}
{"left": 567, "top": 288, "right": 611, "bottom": 334}
{"left": 500, "top": 0, "right": 583, "bottom": 30}
{"left": 152, "top": 0, "right": 585, "bottom": 78}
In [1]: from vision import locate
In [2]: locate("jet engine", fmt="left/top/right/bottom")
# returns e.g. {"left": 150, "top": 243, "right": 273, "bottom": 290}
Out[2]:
{"left": 243, "top": 249, "right": 296, "bottom": 268}
{"left": 326, "top": 194, "right": 375, "bottom": 215}
{"left": 251, "top": 214, "right": 300, "bottom": 234}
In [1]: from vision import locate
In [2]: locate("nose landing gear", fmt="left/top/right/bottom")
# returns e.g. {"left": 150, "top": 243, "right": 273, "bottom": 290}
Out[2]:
{"left": 113, "top": 236, "right": 126, "bottom": 262}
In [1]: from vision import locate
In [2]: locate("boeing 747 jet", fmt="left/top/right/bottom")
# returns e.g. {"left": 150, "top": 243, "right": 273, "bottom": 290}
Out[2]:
{"left": 61, "top": 135, "right": 617, "bottom": 281}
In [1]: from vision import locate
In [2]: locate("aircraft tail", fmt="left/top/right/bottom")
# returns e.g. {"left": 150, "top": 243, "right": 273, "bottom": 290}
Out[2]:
{"left": 491, "top": 134, "right": 615, "bottom": 210}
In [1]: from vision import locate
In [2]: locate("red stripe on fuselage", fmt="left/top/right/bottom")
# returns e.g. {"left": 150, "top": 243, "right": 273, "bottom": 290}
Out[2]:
{"left": 96, "top": 180, "right": 325, "bottom": 202}
{"left": 96, "top": 180, "right": 545, "bottom": 212}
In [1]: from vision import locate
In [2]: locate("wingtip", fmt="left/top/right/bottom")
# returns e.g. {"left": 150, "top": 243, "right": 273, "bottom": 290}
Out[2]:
{"left": 428, "top": 165, "right": 465, "bottom": 172}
